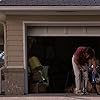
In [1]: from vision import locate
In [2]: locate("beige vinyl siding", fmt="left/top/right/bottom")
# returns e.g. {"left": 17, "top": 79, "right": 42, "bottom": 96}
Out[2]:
{"left": 7, "top": 45, "right": 23, "bottom": 51}
{"left": 7, "top": 62, "right": 23, "bottom": 66}
{"left": 7, "top": 51, "right": 23, "bottom": 56}
{"left": 7, "top": 56, "right": 23, "bottom": 62}
{"left": 6, "top": 18, "right": 23, "bottom": 66}
{"left": 7, "top": 41, "right": 23, "bottom": 46}
{"left": 7, "top": 31, "right": 23, "bottom": 36}
{"left": 7, "top": 25, "right": 23, "bottom": 31}
{"left": 6, "top": 15, "right": 100, "bottom": 67}
{"left": 7, "top": 35, "right": 23, "bottom": 41}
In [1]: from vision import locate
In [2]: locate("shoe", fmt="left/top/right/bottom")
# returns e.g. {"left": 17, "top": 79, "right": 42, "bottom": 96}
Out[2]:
{"left": 74, "top": 89, "right": 84, "bottom": 95}
{"left": 84, "top": 91, "right": 89, "bottom": 95}
{"left": 75, "top": 92, "right": 84, "bottom": 96}
{"left": 82, "top": 89, "right": 89, "bottom": 95}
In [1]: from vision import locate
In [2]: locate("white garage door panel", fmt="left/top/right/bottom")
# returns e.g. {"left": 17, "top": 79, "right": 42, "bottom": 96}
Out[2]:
{"left": 87, "top": 27, "right": 100, "bottom": 34}
{"left": 67, "top": 27, "right": 85, "bottom": 34}
{"left": 47, "top": 26, "right": 65, "bottom": 35}
{"left": 27, "top": 26, "right": 100, "bottom": 36}
{"left": 27, "top": 26, "right": 46, "bottom": 36}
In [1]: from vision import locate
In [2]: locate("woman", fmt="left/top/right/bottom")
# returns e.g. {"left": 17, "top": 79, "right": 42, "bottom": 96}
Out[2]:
{"left": 72, "top": 46, "right": 96, "bottom": 95}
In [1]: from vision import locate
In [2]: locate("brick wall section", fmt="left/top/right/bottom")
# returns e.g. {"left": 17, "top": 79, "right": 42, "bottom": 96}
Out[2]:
{"left": 4, "top": 68, "right": 24, "bottom": 95}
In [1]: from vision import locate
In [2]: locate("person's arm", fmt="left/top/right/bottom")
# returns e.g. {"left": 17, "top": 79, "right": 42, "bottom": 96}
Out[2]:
{"left": 91, "top": 57, "right": 97, "bottom": 73}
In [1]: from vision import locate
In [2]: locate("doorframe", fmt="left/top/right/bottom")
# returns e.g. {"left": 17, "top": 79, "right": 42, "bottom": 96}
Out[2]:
{"left": 23, "top": 21, "right": 100, "bottom": 94}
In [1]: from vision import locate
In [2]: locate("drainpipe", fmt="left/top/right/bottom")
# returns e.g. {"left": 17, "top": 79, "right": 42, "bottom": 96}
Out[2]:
{"left": 0, "top": 12, "right": 6, "bottom": 94}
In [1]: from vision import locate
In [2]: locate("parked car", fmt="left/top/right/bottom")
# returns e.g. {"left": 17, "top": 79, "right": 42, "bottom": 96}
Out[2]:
{"left": 0, "top": 51, "right": 4, "bottom": 67}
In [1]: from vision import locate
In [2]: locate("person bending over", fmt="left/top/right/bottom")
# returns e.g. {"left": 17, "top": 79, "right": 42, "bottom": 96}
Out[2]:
{"left": 72, "top": 46, "right": 96, "bottom": 95}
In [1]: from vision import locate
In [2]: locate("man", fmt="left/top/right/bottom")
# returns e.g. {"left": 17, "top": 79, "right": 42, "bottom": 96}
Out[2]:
{"left": 72, "top": 46, "right": 96, "bottom": 95}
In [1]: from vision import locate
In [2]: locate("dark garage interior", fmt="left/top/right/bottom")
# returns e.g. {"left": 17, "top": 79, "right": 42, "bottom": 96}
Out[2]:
{"left": 27, "top": 36, "right": 100, "bottom": 93}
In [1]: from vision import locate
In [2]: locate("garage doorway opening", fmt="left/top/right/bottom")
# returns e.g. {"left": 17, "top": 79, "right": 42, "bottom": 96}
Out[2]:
{"left": 27, "top": 36, "right": 100, "bottom": 94}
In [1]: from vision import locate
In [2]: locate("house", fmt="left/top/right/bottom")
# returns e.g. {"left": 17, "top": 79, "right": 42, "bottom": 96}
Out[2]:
{"left": 0, "top": 0, "right": 100, "bottom": 95}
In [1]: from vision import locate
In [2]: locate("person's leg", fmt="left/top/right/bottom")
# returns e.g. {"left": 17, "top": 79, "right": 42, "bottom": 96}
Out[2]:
{"left": 72, "top": 56, "right": 81, "bottom": 93}
{"left": 83, "top": 70, "right": 89, "bottom": 94}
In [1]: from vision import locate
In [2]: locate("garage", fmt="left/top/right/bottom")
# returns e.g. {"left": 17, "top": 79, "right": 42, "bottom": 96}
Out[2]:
{"left": 25, "top": 24, "right": 100, "bottom": 94}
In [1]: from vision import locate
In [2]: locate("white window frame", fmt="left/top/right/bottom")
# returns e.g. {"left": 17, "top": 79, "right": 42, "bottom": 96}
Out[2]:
{"left": 23, "top": 21, "right": 100, "bottom": 94}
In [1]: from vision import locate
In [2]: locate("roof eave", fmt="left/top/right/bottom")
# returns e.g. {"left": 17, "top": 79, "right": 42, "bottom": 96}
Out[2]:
{"left": 1, "top": 6, "right": 100, "bottom": 21}
{"left": 0, "top": 6, "right": 100, "bottom": 11}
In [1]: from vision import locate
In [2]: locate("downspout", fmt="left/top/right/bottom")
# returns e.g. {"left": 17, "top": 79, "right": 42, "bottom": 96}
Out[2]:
{"left": 0, "top": 12, "right": 6, "bottom": 94}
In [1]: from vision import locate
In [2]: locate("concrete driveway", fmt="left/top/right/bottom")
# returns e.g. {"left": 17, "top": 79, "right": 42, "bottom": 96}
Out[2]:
{"left": 0, "top": 96, "right": 100, "bottom": 100}
{"left": 0, "top": 93, "right": 100, "bottom": 100}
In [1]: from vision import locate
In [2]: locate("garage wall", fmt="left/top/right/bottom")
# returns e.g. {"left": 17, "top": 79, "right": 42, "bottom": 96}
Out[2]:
{"left": 6, "top": 15, "right": 100, "bottom": 67}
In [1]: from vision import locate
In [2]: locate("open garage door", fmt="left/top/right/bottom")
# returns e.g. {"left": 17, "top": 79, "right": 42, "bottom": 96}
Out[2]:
{"left": 26, "top": 25, "right": 100, "bottom": 94}
{"left": 27, "top": 26, "right": 100, "bottom": 36}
